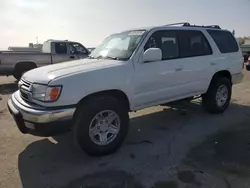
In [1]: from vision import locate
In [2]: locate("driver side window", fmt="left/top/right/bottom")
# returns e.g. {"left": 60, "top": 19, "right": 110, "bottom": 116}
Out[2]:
{"left": 144, "top": 35, "right": 158, "bottom": 51}
{"left": 144, "top": 31, "right": 179, "bottom": 60}
{"left": 69, "top": 43, "right": 88, "bottom": 55}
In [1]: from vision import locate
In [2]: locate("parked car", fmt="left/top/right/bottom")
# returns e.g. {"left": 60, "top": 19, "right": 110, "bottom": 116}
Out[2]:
{"left": 245, "top": 57, "right": 250, "bottom": 71}
{"left": 0, "top": 40, "right": 90, "bottom": 80}
{"left": 8, "top": 22, "right": 243, "bottom": 156}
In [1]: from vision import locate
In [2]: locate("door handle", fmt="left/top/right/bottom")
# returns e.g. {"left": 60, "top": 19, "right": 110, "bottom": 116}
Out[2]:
{"left": 210, "top": 62, "right": 217, "bottom": 66}
{"left": 69, "top": 56, "right": 75, "bottom": 59}
{"left": 175, "top": 67, "right": 182, "bottom": 71}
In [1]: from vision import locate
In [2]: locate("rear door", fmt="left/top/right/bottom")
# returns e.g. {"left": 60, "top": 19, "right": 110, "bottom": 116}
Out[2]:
{"left": 176, "top": 30, "right": 214, "bottom": 95}
{"left": 206, "top": 30, "right": 242, "bottom": 75}
{"left": 52, "top": 42, "right": 71, "bottom": 64}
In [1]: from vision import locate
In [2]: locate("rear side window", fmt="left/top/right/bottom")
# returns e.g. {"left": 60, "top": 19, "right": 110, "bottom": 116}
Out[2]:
{"left": 207, "top": 30, "right": 239, "bottom": 53}
{"left": 178, "top": 30, "right": 212, "bottom": 58}
{"left": 55, "top": 43, "right": 67, "bottom": 54}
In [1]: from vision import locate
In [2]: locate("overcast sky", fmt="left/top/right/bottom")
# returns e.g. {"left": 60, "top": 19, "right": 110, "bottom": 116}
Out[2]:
{"left": 0, "top": 0, "right": 249, "bottom": 49}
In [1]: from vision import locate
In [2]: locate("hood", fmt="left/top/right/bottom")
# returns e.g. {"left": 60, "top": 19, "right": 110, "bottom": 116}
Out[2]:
{"left": 22, "top": 58, "right": 124, "bottom": 84}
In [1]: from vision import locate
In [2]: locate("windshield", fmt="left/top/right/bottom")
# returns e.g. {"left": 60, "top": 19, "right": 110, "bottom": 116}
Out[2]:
{"left": 90, "top": 30, "right": 146, "bottom": 60}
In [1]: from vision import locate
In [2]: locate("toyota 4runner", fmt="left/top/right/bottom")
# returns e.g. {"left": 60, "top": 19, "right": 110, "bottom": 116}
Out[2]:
{"left": 8, "top": 23, "right": 244, "bottom": 156}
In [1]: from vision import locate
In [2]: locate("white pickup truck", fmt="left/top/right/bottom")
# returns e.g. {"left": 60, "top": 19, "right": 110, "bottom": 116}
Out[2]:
{"left": 8, "top": 23, "right": 244, "bottom": 156}
{"left": 0, "top": 40, "right": 90, "bottom": 80}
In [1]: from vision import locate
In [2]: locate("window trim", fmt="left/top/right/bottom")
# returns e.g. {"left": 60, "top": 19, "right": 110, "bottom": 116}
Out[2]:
{"left": 143, "top": 29, "right": 213, "bottom": 62}
{"left": 143, "top": 30, "right": 181, "bottom": 61}
{"left": 75, "top": 42, "right": 90, "bottom": 55}
{"left": 54, "top": 42, "right": 68, "bottom": 55}
{"left": 206, "top": 29, "right": 239, "bottom": 54}
{"left": 68, "top": 42, "right": 90, "bottom": 55}
{"left": 177, "top": 30, "right": 213, "bottom": 58}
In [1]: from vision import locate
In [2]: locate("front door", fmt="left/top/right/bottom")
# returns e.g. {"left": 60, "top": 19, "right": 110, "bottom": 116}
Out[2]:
{"left": 133, "top": 30, "right": 184, "bottom": 108}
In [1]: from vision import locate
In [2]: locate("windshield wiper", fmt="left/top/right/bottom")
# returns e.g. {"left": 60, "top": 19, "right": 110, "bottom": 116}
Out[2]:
{"left": 89, "top": 55, "right": 127, "bottom": 61}
{"left": 93, "top": 55, "right": 118, "bottom": 60}
{"left": 104, "top": 56, "right": 128, "bottom": 61}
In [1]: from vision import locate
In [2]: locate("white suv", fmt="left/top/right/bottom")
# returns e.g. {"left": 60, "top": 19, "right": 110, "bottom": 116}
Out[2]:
{"left": 8, "top": 23, "right": 243, "bottom": 156}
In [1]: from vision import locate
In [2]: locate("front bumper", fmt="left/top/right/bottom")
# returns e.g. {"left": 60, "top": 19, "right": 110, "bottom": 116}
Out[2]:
{"left": 7, "top": 92, "right": 76, "bottom": 136}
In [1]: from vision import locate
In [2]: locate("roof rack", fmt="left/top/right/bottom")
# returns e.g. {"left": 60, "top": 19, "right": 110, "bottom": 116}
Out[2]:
{"left": 46, "top": 39, "right": 69, "bottom": 42}
{"left": 164, "top": 22, "right": 190, "bottom": 27}
{"left": 164, "top": 22, "right": 221, "bottom": 29}
{"left": 185, "top": 24, "right": 221, "bottom": 29}
{"left": 204, "top": 25, "right": 221, "bottom": 29}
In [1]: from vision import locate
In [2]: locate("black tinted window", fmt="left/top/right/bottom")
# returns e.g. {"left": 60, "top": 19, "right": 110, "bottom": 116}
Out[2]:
{"left": 55, "top": 43, "right": 67, "bottom": 54}
{"left": 178, "top": 30, "right": 212, "bottom": 57}
{"left": 207, "top": 30, "right": 239, "bottom": 53}
{"left": 144, "top": 31, "right": 179, "bottom": 60}
{"left": 69, "top": 43, "right": 88, "bottom": 55}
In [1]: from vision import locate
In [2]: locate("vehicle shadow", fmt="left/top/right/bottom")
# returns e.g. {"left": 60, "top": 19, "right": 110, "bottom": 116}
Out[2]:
{"left": 0, "top": 82, "right": 18, "bottom": 95}
{"left": 17, "top": 101, "right": 250, "bottom": 188}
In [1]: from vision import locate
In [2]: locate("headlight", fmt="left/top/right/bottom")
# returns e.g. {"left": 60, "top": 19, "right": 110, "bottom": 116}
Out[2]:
{"left": 32, "top": 84, "right": 62, "bottom": 102}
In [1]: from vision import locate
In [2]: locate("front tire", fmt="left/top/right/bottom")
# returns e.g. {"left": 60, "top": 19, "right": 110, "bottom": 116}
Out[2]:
{"left": 202, "top": 77, "right": 232, "bottom": 114}
{"left": 74, "top": 96, "right": 129, "bottom": 156}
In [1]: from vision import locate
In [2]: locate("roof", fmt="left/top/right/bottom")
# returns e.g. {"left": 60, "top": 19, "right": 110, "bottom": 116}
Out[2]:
{"left": 122, "top": 23, "right": 226, "bottom": 33}
{"left": 44, "top": 39, "right": 76, "bottom": 43}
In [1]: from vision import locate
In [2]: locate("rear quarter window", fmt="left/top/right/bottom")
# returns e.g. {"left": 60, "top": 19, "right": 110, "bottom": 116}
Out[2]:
{"left": 207, "top": 30, "right": 239, "bottom": 53}
{"left": 55, "top": 42, "right": 67, "bottom": 54}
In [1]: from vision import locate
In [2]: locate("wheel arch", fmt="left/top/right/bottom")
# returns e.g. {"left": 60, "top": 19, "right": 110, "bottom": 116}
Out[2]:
{"left": 13, "top": 61, "right": 37, "bottom": 80}
{"left": 73, "top": 89, "right": 131, "bottom": 119}
{"left": 206, "top": 70, "right": 232, "bottom": 92}
{"left": 15, "top": 61, "right": 37, "bottom": 69}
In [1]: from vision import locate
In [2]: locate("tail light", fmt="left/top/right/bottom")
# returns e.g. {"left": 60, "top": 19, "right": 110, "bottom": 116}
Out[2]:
{"left": 248, "top": 57, "right": 250, "bottom": 63}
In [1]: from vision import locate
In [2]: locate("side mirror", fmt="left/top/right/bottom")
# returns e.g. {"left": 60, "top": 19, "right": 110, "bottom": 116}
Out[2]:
{"left": 143, "top": 48, "right": 162, "bottom": 63}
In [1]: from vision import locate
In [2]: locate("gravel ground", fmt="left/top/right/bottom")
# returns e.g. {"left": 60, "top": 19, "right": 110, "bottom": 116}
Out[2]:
{"left": 1, "top": 71, "right": 250, "bottom": 188}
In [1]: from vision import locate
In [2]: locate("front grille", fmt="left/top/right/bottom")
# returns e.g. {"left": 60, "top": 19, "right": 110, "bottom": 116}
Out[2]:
{"left": 20, "top": 91, "right": 29, "bottom": 100}
{"left": 19, "top": 79, "right": 32, "bottom": 101}
{"left": 20, "top": 79, "right": 31, "bottom": 90}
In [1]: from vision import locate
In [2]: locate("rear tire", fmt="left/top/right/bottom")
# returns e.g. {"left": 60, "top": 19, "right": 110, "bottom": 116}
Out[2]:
{"left": 202, "top": 77, "right": 232, "bottom": 114}
{"left": 13, "top": 69, "right": 23, "bottom": 81}
{"left": 73, "top": 96, "right": 129, "bottom": 156}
